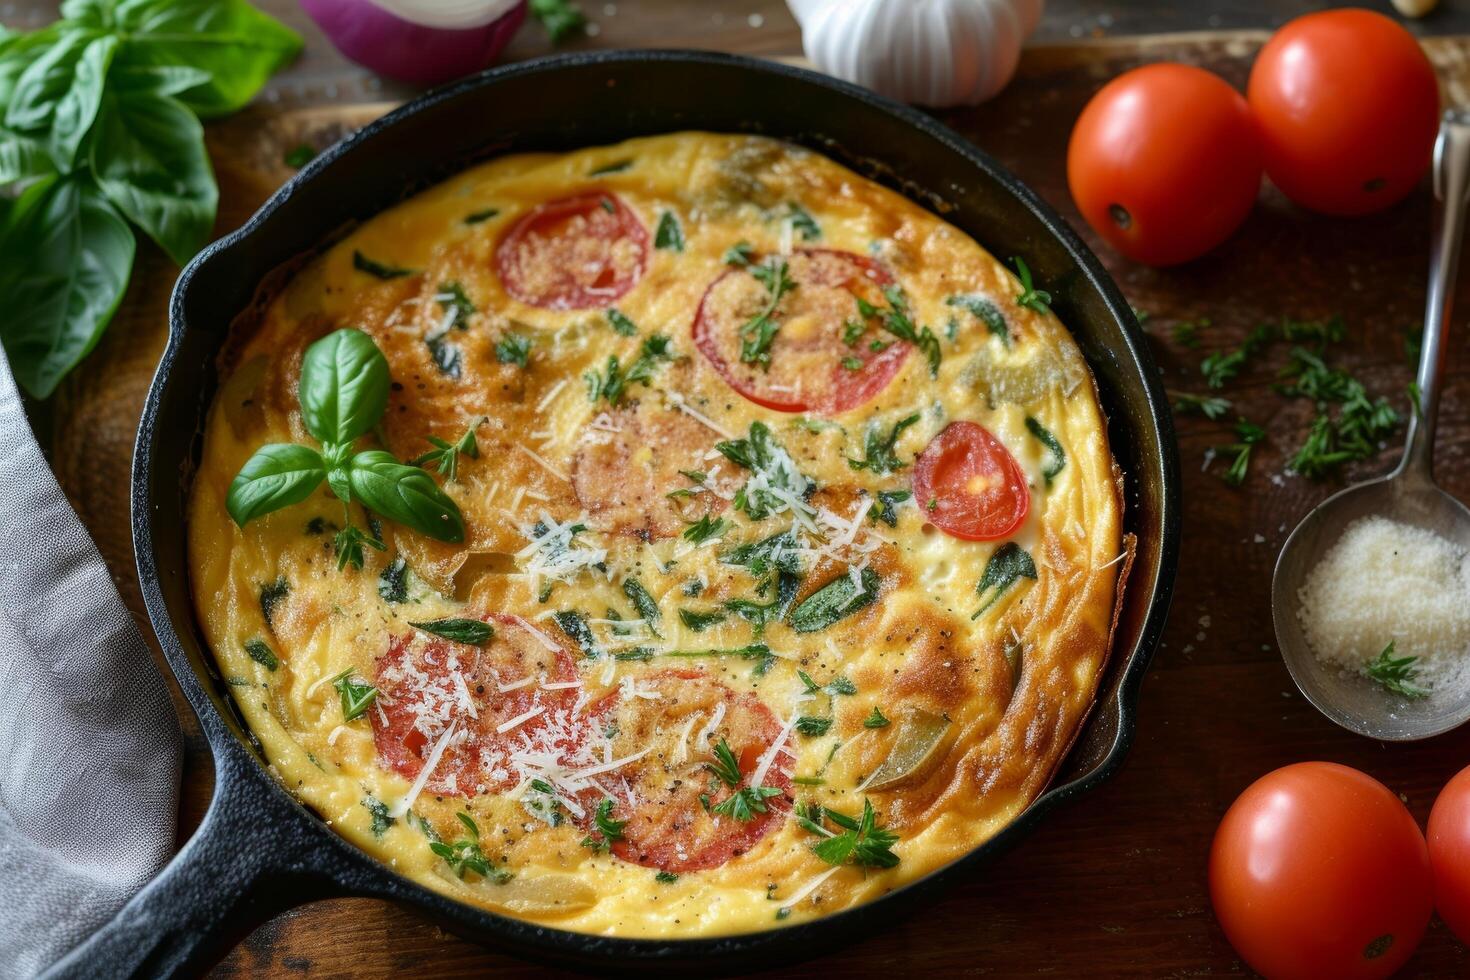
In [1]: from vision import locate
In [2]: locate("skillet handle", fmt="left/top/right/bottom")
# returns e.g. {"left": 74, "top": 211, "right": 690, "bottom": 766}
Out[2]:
{"left": 40, "top": 761, "right": 338, "bottom": 980}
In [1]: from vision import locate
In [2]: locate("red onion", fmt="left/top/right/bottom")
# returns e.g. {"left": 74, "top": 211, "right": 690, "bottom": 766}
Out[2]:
{"left": 300, "top": 0, "right": 527, "bottom": 86}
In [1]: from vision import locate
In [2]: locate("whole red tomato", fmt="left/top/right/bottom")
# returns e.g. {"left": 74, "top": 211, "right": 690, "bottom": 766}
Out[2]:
{"left": 1067, "top": 63, "right": 1261, "bottom": 266}
{"left": 1428, "top": 765, "right": 1470, "bottom": 943}
{"left": 1210, "top": 762, "right": 1432, "bottom": 980}
{"left": 1248, "top": 9, "right": 1440, "bottom": 216}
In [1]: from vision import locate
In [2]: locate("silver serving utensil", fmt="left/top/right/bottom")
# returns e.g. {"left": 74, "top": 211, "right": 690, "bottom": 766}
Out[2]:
{"left": 1272, "top": 111, "right": 1470, "bottom": 740}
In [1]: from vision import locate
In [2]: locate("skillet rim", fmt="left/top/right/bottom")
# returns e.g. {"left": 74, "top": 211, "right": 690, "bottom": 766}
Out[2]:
{"left": 135, "top": 48, "right": 1181, "bottom": 965}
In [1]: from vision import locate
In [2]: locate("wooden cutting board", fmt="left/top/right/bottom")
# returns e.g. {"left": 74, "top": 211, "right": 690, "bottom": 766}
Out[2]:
{"left": 42, "top": 33, "right": 1470, "bottom": 978}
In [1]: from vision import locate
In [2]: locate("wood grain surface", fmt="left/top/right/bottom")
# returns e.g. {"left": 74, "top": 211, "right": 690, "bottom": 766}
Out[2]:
{"left": 20, "top": 4, "right": 1470, "bottom": 977}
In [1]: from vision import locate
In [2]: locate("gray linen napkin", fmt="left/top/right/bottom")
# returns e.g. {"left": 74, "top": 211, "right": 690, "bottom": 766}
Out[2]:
{"left": 0, "top": 345, "right": 181, "bottom": 979}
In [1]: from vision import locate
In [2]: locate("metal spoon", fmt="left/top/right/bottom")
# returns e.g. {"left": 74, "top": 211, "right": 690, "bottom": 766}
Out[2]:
{"left": 1272, "top": 111, "right": 1470, "bottom": 741}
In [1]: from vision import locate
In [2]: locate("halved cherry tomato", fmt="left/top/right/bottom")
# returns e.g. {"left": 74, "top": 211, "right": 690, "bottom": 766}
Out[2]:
{"left": 1067, "top": 63, "right": 1262, "bottom": 266}
{"left": 1428, "top": 765, "right": 1470, "bottom": 944}
{"left": 1210, "top": 762, "right": 1432, "bottom": 980}
{"left": 692, "top": 248, "right": 909, "bottom": 414}
{"left": 910, "top": 421, "right": 1029, "bottom": 541}
{"left": 1248, "top": 9, "right": 1440, "bottom": 216}
{"left": 495, "top": 192, "right": 648, "bottom": 309}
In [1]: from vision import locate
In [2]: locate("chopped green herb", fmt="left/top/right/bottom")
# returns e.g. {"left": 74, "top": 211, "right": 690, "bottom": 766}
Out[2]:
{"left": 863, "top": 706, "right": 890, "bottom": 729}
{"left": 495, "top": 332, "right": 533, "bottom": 367}
{"left": 661, "top": 643, "right": 772, "bottom": 661}
{"left": 790, "top": 568, "right": 880, "bottom": 633}
{"left": 1024, "top": 417, "right": 1066, "bottom": 488}
{"left": 1365, "top": 641, "right": 1428, "bottom": 699}
{"left": 529, "top": 0, "right": 586, "bottom": 42}
{"left": 244, "top": 638, "right": 278, "bottom": 671}
{"left": 435, "top": 281, "right": 476, "bottom": 330}
{"left": 1278, "top": 345, "right": 1400, "bottom": 479}
{"left": 408, "top": 618, "right": 493, "bottom": 646}
{"left": 705, "top": 740, "right": 782, "bottom": 821}
{"left": 378, "top": 557, "right": 409, "bottom": 603}
{"left": 364, "top": 796, "right": 395, "bottom": 837}
{"left": 1201, "top": 324, "right": 1274, "bottom": 389}
{"left": 1171, "top": 318, "right": 1208, "bottom": 349}
{"left": 739, "top": 257, "right": 797, "bottom": 369}
{"left": 798, "top": 798, "right": 900, "bottom": 869}
{"left": 332, "top": 669, "right": 379, "bottom": 721}
{"left": 721, "top": 528, "right": 802, "bottom": 577}
{"left": 848, "top": 413, "right": 919, "bottom": 474}
{"left": 464, "top": 207, "right": 500, "bottom": 225}
{"left": 724, "top": 241, "right": 754, "bottom": 267}
{"left": 606, "top": 308, "right": 638, "bottom": 337}
{"left": 430, "top": 812, "right": 513, "bottom": 882}
{"left": 841, "top": 356, "right": 863, "bottom": 371}
{"left": 353, "top": 251, "right": 414, "bottom": 280}
{"left": 972, "top": 543, "right": 1037, "bottom": 619}
{"left": 724, "top": 571, "right": 800, "bottom": 637}
{"left": 1172, "top": 392, "right": 1232, "bottom": 421}
{"left": 655, "top": 871, "right": 680, "bottom": 884}
{"left": 945, "top": 294, "right": 1008, "bottom": 346}
{"left": 581, "top": 798, "right": 627, "bottom": 851}
{"left": 796, "top": 716, "right": 833, "bottom": 737}
{"left": 590, "top": 159, "right": 633, "bottom": 176}
{"left": 552, "top": 610, "right": 600, "bottom": 659}
{"left": 683, "top": 515, "right": 729, "bottom": 545}
{"left": 654, "top": 210, "right": 685, "bottom": 251}
{"left": 426, "top": 331, "right": 462, "bottom": 379}
{"left": 259, "top": 576, "right": 289, "bottom": 629}
{"left": 585, "top": 335, "right": 674, "bottom": 404}
{"left": 622, "top": 577, "right": 661, "bottom": 632}
{"left": 716, "top": 421, "right": 813, "bottom": 522}
{"left": 679, "top": 608, "right": 727, "bottom": 632}
{"left": 826, "top": 675, "right": 857, "bottom": 696}
{"left": 1216, "top": 418, "right": 1265, "bottom": 487}
{"left": 1011, "top": 256, "right": 1051, "bottom": 315}
{"left": 858, "top": 288, "right": 941, "bottom": 377}
{"left": 284, "top": 144, "right": 316, "bottom": 169}
{"left": 786, "top": 202, "right": 821, "bottom": 240}
{"left": 411, "top": 423, "right": 479, "bottom": 482}
{"left": 334, "top": 523, "right": 385, "bottom": 571}
{"left": 870, "top": 489, "right": 911, "bottom": 528}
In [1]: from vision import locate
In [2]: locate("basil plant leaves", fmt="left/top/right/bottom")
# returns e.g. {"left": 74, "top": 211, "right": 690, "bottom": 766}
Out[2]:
{"left": 0, "top": 0, "right": 302, "bottom": 398}
{"left": 227, "top": 329, "right": 465, "bottom": 568}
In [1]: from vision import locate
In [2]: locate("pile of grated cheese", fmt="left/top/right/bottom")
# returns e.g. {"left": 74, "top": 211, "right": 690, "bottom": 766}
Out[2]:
{"left": 1298, "top": 516, "right": 1470, "bottom": 695}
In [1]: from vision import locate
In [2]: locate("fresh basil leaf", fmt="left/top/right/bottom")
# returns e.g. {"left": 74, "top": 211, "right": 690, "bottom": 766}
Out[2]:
{"left": 0, "top": 175, "right": 134, "bottom": 398}
{"left": 973, "top": 543, "right": 1037, "bottom": 618}
{"left": 409, "top": 618, "right": 493, "bottom": 646}
{"left": 90, "top": 85, "right": 215, "bottom": 266}
{"left": 111, "top": 0, "right": 303, "bottom": 119}
{"left": 225, "top": 443, "right": 326, "bottom": 527}
{"left": 789, "top": 568, "right": 880, "bottom": 633}
{"left": 795, "top": 716, "right": 832, "bottom": 737}
{"left": 107, "top": 63, "right": 214, "bottom": 98}
{"left": 347, "top": 450, "right": 465, "bottom": 543}
{"left": 47, "top": 33, "right": 117, "bottom": 170}
{"left": 5, "top": 27, "right": 98, "bottom": 134}
{"left": 0, "top": 129, "right": 51, "bottom": 184}
{"left": 678, "top": 608, "right": 726, "bottom": 632}
{"left": 0, "top": 25, "right": 67, "bottom": 110}
{"left": 258, "top": 575, "right": 289, "bottom": 629}
{"left": 298, "top": 328, "right": 390, "bottom": 445}
{"left": 622, "top": 577, "right": 661, "bottom": 630}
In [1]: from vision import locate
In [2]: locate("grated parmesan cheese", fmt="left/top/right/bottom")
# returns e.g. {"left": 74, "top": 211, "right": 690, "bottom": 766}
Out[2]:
{"left": 1298, "top": 516, "right": 1470, "bottom": 695}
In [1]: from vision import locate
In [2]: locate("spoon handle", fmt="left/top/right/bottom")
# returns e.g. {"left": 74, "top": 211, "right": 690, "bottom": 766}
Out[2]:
{"left": 1403, "top": 110, "right": 1470, "bottom": 481}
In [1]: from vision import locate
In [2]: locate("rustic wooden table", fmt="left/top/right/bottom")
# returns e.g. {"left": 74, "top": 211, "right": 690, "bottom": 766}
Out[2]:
{"left": 16, "top": 1, "right": 1470, "bottom": 976}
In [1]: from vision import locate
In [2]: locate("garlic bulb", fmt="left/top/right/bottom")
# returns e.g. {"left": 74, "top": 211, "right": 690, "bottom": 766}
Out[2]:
{"left": 788, "top": 0, "right": 1044, "bottom": 108}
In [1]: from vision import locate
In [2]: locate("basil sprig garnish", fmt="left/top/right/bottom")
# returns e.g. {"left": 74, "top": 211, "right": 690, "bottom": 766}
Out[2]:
{"left": 226, "top": 328, "right": 465, "bottom": 568}
{"left": 409, "top": 618, "right": 493, "bottom": 646}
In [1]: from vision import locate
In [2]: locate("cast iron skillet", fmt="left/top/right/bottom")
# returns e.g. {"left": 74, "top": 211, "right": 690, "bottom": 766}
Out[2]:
{"left": 48, "top": 51, "right": 1179, "bottom": 979}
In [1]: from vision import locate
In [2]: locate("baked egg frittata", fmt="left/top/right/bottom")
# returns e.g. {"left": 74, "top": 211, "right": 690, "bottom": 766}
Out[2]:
{"left": 188, "top": 132, "right": 1126, "bottom": 936}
